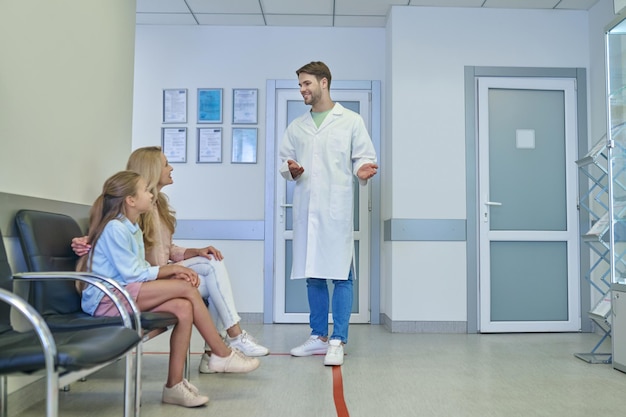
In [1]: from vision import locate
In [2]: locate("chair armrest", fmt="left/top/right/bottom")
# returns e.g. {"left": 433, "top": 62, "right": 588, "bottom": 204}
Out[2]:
{"left": 0, "top": 288, "right": 57, "bottom": 372}
{"left": 13, "top": 272, "right": 141, "bottom": 334}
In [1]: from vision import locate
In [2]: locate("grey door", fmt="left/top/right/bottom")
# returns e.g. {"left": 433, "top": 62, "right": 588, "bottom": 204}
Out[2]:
{"left": 478, "top": 77, "right": 580, "bottom": 332}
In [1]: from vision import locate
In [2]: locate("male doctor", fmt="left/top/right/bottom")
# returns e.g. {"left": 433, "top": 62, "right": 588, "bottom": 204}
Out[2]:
{"left": 279, "top": 61, "right": 378, "bottom": 366}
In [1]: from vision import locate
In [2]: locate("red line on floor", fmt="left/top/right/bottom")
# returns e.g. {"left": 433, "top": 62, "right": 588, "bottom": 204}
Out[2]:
{"left": 332, "top": 365, "right": 350, "bottom": 417}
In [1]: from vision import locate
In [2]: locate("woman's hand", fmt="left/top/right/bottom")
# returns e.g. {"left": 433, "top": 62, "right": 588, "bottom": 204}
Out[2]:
{"left": 197, "top": 246, "right": 223, "bottom": 261}
{"left": 71, "top": 236, "right": 91, "bottom": 256}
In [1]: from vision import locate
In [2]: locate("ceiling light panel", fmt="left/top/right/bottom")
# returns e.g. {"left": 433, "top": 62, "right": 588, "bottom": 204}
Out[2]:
{"left": 195, "top": 13, "right": 267, "bottom": 25}
{"left": 409, "top": 0, "right": 485, "bottom": 6}
{"left": 262, "top": 0, "right": 334, "bottom": 15}
{"left": 186, "top": 0, "right": 262, "bottom": 14}
{"left": 264, "top": 14, "right": 334, "bottom": 26}
{"left": 336, "top": 0, "right": 407, "bottom": 15}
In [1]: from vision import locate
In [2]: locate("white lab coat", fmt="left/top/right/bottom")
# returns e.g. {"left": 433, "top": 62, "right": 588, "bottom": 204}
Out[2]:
{"left": 279, "top": 103, "right": 377, "bottom": 280}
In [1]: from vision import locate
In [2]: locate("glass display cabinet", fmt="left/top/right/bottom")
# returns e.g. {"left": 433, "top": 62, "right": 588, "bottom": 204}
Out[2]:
{"left": 606, "top": 14, "right": 626, "bottom": 372}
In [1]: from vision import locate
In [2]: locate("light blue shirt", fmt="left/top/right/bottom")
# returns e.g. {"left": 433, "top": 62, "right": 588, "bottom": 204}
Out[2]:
{"left": 81, "top": 216, "right": 160, "bottom": 315}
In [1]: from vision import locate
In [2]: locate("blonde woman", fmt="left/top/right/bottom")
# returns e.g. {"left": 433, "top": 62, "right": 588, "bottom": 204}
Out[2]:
{"left": 73, "top": 147, "right": 268, "bottom": 374}
{"left": 77, "top": 171, "right": 259, "bottom": 408}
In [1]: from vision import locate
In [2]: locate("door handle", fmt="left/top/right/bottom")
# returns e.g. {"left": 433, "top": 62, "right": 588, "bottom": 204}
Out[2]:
{"left": 279, "top": 203, "right": 292, "bottom": 223}
{"left": 483, "top": 201, "right": 501, "bottom": 223}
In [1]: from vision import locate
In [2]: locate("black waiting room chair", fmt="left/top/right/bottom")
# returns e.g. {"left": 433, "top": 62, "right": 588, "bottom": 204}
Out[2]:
{"left": 0, "top": 228, "right": 142, "bottom": 417}
{"left": 14, "top": 209, "right": 189, "bottom": 414}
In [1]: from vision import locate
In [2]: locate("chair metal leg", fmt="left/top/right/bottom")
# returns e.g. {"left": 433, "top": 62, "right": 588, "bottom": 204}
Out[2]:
{"left": 134, "top": 343, "right": 143, "bottom": 417}
{"left": 124, "top": 352, "right": 136, "bottom": 417}
{"left": 47, "top": 371, "right": 59, "bottom": 417}
{"left": 0, "top": 375, "right": 7, "bottom": 417}
{"left": 185, "top": 348, "right": 191, "bottom": 381}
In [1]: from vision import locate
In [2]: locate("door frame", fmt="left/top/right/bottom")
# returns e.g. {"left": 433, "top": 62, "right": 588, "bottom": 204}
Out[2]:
{"left": 464, "top": 66, "right": 591, "bottom": 333}
{"left": 477, "top": 76, "right": 580, "bottom": 332}
{"left": 264, "top": 79, "right": 382, "bottom": 324}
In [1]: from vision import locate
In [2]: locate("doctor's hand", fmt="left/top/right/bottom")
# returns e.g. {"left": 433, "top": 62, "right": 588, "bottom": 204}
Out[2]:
{"left": 287, "top": 159, "right": 304, "bottom": 179}
{"left": 357, "top": 163, "right": 378, "bottom": 180}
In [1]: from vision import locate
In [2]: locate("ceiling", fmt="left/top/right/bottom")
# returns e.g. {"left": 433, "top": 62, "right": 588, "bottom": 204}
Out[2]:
{"left": 137, "top": 0, "right": 602, "bottom": 28}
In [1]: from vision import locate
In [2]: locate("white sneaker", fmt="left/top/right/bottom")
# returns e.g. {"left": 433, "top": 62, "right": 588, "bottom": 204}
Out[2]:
{"left": 208, "top": 348, "right": 260, "bottom": 373}
{"left": 227, "top": 330, "right": 270, "bottom": 357}
{"left": 182, "top": 378, "right": 199, "bottom": 394}
{"left": 198, "top": 352, "right": 217, "bottom": 374}
{"left": 162, "top": 380, "right": 209, "bottom": 408}
{"left": 290, "top": 336, "right": 329, "bottom": 357}
{"left": 324, "top": 339, "right": 344, "bottom": 366}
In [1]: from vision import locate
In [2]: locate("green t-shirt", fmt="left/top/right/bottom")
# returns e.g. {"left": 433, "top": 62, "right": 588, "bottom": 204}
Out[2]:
{"left": 311, "top": 109, "right": 331, "bottom": 128}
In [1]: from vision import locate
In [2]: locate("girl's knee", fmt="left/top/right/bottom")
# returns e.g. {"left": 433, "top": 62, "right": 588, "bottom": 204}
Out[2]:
{"left": 170, "top": 298, "right": 193, "bottom": 322}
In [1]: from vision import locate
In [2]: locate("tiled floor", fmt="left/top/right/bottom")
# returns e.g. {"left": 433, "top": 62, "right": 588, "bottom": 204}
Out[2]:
{"left": 9, "top": 324, "right": 626, "bottom": 417}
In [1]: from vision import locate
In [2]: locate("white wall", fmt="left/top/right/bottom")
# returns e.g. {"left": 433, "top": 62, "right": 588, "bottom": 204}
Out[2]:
{"left": 133, "top": 1, "right": 624, "bottom": 326}
{"left": 132, "top": 25, "right": 385, "bottom": 314}
{"left": 385, "top": 6, "right": 592, "bottom": 322}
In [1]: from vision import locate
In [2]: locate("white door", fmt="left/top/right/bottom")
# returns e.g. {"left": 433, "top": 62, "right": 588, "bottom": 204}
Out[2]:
{"left": 478, "top": 77, "right": 580, "bottom": 332}
{"left": 274, "top": 88, "right": 371, "bottom": 323}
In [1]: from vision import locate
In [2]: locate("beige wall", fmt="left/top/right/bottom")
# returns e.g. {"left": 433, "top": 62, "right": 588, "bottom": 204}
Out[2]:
{"left": 0, "top": 0, "right": 136, "bottom": 205}
{"left": 0, "top": 0, "right": 137, "bottom": 400}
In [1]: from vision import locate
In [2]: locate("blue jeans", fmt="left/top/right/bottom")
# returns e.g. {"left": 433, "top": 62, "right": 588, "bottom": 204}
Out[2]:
{"left": 306, "top": 271, "right": 353, "bottom": 344}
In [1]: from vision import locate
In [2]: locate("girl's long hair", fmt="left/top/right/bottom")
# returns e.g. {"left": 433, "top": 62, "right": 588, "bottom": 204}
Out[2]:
{"left": 126, "top": 146, "right": 176, "bottom": 250}
{"left": 76, "top": 170, "right": 142, "bottom": 275}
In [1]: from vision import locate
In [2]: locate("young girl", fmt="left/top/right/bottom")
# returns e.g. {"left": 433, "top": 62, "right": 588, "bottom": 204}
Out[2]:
{"left": 73, "top": 146, "right": 269, "bottom": 374}
{"left": 77, "top": 171, "right": 259, "bottom": 408}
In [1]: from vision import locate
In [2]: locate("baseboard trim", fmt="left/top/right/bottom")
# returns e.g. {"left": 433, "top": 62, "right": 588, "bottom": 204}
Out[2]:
{"left": 380, "top": 314, "right": 467, "bottom": 333}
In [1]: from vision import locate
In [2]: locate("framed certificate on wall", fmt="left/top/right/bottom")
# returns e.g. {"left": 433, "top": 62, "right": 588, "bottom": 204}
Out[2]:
{"left": 197, "top": 127, "right": 222, "bottom": 163}
{"left": 162, "top": 89, "right": 187, "bottom": 123}
{"left": 231, "top": 128, "right": 257, "bottom": 164}
{"left": 162, "top": 127, "right": 187, "bottom": 163}
{"left": 233, "top": 88, "right": 258, "bottom": 124}
{"left": 197, "top": 88, "right": 222, "bottom": 123}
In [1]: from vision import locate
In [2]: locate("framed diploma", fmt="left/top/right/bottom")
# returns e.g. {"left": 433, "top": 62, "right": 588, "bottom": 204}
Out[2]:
{"left": 197, "top": 127, "right": 222, "bottom": 163}
{"left": 161, "top": 127, "right": 187, "bottom": 163}
{"left": 232, "top": 88, "right": 258, "bottom": 124}
{"left": 231, "top": 128, "right": 258, "bottom": 164}
{"left": 197, "top": 88, "right": 222, "bottom": 123}
{"left": 162, "top": 89, "right": 187, "bottom": 123}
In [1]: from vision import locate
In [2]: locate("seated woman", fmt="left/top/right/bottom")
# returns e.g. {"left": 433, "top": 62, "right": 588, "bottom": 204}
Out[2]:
{"left": 73, "top": 146, "right": 269, "bottom": 375}
{"left": 77, "top": 170, "right": 260, "bottom": 408}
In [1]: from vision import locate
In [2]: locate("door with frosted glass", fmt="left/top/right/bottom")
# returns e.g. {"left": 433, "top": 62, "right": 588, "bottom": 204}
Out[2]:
{"left": 478, "top": 77, "right": 580, "bottom": 332}
{"left": 274, "top": 88, "right": 371, "bottom": 324}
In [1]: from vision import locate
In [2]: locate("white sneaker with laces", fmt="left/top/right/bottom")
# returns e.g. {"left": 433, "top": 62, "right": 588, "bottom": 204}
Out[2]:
{"left": 182, "top": 378, "right": 199, "bottom": 394}
{"left": 198, "top": 352, "right": 216, "bottom": 374}
{"left": 208, "top": 348, "right": 260, "bottom": 373}
{"left": 227, "top": 330, "right": 270, "bottom": 357}
{"left": 290, "top": 336, "right": 329, "bottom": 357}
{"left": 162, "top": 380, "right": 209, "bottom": 408}
{"left": 324, "top": 339, "right": 344, "bottom": 366}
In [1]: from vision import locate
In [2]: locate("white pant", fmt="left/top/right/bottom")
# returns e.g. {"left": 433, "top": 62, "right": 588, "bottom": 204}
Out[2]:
{"left": 176, "top": 257, "right": 241, "bottom": 343}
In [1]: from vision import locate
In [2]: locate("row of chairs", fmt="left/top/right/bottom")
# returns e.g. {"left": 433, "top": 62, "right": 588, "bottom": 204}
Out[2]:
{"left": 0, "top": 209, "right": 182, "bottom": 417}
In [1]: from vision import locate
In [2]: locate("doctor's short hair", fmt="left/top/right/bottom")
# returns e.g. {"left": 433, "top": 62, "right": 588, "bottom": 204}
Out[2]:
{"left": 296, "top": 61, "right": 332, "bottom": 90}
